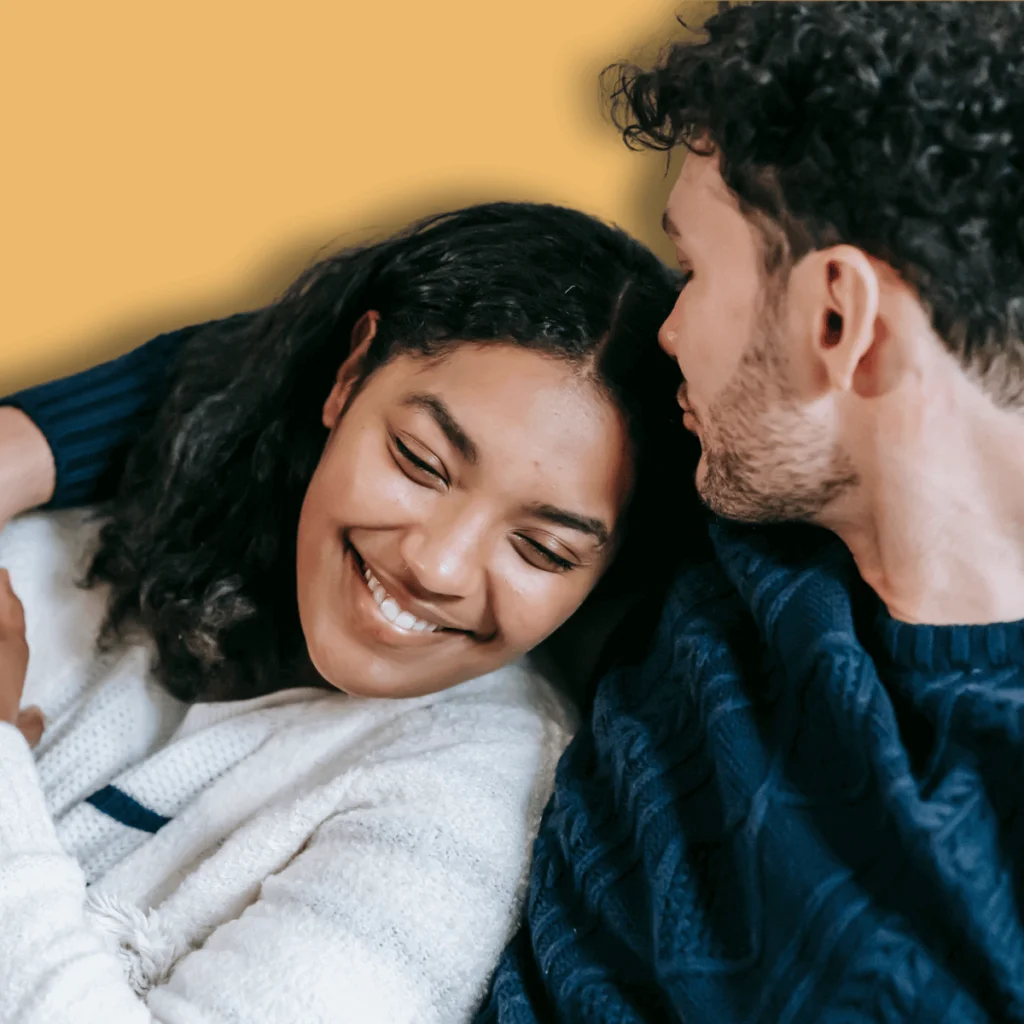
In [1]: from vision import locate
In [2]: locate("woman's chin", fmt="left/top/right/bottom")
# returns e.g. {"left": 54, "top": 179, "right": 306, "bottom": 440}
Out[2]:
{"left": 303, "top": 639, "right": 456, "bottom": 700}
{"left": 297, "top": 542, "right": 501, "bottom": 699}
{"left": 307, "top": 638, "right": 514, "bottom": 699}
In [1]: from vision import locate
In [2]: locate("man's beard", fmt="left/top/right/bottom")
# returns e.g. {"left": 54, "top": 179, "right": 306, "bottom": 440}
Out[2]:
{"left": 696, "top": 316, "right": 859, "bottom": 525}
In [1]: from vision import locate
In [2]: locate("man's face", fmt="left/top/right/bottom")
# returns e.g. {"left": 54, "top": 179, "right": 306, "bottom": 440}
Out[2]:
{"left": 658, "top": 152, "right": 857, "bottom": 522}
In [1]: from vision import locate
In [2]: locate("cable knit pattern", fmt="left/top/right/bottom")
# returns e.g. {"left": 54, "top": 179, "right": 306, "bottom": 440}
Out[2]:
{"left": 479, "top": 519, "right": 1024, "bottom": 1023}
{"left": 0, "top": 510, "right": 575, "bottom": 1023}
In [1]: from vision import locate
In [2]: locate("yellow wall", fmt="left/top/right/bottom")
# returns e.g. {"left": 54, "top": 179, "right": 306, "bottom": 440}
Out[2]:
{"left": 1, "top": 0, "right": 706, "bottom": 392}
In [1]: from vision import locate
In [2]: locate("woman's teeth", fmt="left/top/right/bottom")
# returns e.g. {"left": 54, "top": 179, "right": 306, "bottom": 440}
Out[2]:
{"left": 363, "top": 568, "right": 440, "bottom": 633}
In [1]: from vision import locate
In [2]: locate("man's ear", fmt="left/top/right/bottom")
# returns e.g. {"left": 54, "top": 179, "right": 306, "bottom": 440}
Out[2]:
{"left": 322, "top": 310, "right": 381, "bottom": 428}
{"left": 812, "top": 245, "right": 880, "bottom": 393}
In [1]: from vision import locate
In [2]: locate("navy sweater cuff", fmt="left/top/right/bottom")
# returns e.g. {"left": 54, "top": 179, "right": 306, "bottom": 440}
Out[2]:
{"left": 1, "top": 328, "right": 192, "bottom": 509}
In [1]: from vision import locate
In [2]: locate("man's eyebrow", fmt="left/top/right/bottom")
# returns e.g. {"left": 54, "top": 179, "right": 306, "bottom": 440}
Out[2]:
{"left": 526, "top": 503, "right": 610, "bottom": 548}
{"left": 401, "top": 393, "right": 479, "bottom": 464}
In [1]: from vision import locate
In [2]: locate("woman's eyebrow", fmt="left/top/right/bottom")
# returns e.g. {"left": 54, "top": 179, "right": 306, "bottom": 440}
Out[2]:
{"left": 400, "top": 393, "right": 609, "bottom": 545}
{"left": 526, "top": 503, "right": 610, "bottom": 548}
{"left": 401, "top": 393, "right": 479, "bottom": 464}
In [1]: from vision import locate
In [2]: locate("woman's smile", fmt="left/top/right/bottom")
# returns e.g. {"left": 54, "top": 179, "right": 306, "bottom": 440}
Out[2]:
{"left": 342, "top": 541, "right": 473, "bottom": 651}
{"left": 363, "top": 564, "right": 444, "bottom": 633}
{"left": 296, "top": 343, "right": 630, "bottom": 698}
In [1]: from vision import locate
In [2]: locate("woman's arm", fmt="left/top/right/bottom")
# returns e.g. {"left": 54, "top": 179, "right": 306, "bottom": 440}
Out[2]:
{"left": 0, "top": 316, "right": 253, "bottom": 522}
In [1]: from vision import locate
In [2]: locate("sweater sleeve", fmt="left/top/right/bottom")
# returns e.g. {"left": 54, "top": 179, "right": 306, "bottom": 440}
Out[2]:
{"left": 0, "top": 316, "right": 251, "bottom": 509}
{"left": 0, "top": 688, "right": 569, "bottom": 1023}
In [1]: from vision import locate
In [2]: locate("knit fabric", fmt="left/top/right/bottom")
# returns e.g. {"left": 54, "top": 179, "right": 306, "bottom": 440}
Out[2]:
{"left": 0, "top": 510, "right": 575, "bottom": 1023}
{"left": 1, "top": 316, "right": 251, "bottom": 509}
{"left": 13, "top": 320, "right": 1024, "bottom": 1022}
{"left": 478, "top": 520, "right": 1024, "bottom": 1024}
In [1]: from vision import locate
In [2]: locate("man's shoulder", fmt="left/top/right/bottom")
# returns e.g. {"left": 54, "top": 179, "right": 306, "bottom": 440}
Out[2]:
{"left": 605, "top": 520, "right": 863, "bottom": 714}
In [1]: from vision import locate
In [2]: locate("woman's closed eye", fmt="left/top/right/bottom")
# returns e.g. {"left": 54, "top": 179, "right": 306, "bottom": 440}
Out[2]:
{"left": 390, "top": 432, "right": 581, "bottom": 573}
{"left": 392, "top": 434, "right": 448, "bottom": 488}
{"left": 511, "top": 534, "right": 577, "bottom": 573}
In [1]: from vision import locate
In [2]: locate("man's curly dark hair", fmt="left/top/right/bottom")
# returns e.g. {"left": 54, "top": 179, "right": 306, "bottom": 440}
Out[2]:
{"left": 609, "top": 1, "right": 1024, "bottom": 405}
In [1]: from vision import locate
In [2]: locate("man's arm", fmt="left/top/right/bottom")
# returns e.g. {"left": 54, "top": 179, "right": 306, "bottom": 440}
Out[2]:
{"left": 0, "top": 315, "right": 253, "bottom": 523}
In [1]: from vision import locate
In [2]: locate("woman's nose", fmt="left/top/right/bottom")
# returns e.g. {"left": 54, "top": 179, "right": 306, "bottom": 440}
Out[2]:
{"left": 399, "top": 504, "right": 487, "bottom": 599}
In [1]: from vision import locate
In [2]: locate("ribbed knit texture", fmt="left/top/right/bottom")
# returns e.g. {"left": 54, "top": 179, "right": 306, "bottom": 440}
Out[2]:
{"left": 1, "top": 316, "right": 250, "bottom": 509}
{"left": 478, "top": 520, "right": 1024, "bottom": 1024}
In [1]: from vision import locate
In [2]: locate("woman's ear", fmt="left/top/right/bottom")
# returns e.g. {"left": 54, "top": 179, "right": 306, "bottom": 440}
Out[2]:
{"left": 322, "top": 310, "right": 381, "bottom": 428}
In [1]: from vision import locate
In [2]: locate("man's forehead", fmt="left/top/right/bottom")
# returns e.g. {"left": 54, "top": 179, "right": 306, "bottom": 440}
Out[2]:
{"left": 664, "top": 151, "right": 736, "bottom": 238}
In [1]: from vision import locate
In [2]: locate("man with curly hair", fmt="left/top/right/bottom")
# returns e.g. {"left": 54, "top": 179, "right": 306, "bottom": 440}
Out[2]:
{"left": 2, "top": 2, "right": 1023, "bottom": 1022}
{"left": 478, "top": 3, "right": 1024, "bottom": 1022}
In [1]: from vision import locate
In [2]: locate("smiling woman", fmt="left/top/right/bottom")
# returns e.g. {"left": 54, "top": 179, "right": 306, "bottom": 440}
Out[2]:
{"left": 300, "top": 342, "right": 632, "bottom": 698}
{"left": 86, "top": 201, "right": 692, "bottom": 704}
{"left": 0, "top": 200, "right": 698, "bottom": 1022}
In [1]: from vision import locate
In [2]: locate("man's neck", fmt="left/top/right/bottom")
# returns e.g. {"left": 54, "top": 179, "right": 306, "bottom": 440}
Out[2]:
{"left": 821, "top": 383, "right": 1024, "bottom": 626}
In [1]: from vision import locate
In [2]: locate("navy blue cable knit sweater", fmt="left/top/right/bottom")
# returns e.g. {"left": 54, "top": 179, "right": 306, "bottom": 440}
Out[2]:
{"left": 6, "top": 325, "right": 1024, "bottom": 1022}
{"left": 481, "top": 522, "right": 1024, "bottom": 1022}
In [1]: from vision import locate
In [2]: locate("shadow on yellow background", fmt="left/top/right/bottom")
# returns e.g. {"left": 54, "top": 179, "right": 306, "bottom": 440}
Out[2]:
{"left": 1, "top": 0, "right": 712, "bottom": 392}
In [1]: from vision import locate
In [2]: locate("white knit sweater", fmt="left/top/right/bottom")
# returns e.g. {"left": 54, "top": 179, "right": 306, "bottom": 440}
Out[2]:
{"left": 0, "top": 511, "right": 575, "bottom": 1024}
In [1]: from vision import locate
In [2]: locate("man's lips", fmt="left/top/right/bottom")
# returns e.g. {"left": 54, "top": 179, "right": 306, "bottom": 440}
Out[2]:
{"left": 676, "top": 385, "right": 700, "bottom": 433}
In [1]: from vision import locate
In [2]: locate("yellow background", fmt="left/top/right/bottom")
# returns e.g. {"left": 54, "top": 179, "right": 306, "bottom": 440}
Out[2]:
{"left": 1, "top": 0, "right": 706, "bottom": 392}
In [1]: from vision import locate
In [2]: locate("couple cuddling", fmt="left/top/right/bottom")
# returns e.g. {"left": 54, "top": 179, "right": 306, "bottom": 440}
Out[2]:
{"left": 2, "top": 3, "right": 1023, "bottom": 1021}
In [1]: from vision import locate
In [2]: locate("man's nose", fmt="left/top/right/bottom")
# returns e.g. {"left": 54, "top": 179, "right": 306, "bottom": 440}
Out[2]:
{"left": 658, "top": 297, "right": 684, "bottom": 360}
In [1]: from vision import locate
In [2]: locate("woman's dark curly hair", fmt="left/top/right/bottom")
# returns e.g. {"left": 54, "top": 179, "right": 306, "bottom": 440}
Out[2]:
{"left": 609, "top": 1, "right": 1024, "bottom": 405}
{"left": 89, "top": 201, "right": 700, "bottom": 703}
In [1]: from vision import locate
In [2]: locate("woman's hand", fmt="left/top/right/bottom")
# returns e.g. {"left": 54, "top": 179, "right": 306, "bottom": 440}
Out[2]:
{"left": 0, "top": 569, "right": 43, "bottom": 747}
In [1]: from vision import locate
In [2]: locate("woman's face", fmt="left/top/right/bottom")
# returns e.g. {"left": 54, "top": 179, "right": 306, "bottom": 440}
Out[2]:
{"left": 295, "top": 331, "right": 633, "bottom": 698}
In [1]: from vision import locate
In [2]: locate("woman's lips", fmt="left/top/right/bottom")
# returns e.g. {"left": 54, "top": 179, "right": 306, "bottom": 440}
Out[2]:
{"left": 343, "top": 543, "right": 466, "bottom": 650}
{"left": 362, "top": 563, "right": 443, "bottom": 633}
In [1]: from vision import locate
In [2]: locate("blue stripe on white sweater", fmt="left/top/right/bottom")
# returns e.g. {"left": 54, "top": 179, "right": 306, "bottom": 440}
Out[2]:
{"left": 85, "top": 785, "right": 171, "bottom": 834}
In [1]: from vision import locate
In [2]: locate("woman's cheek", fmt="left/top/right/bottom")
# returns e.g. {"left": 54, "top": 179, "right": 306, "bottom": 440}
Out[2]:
{"left": 492, "top": 557, "right": 592, "bottom": 651}
{"left": 326, "top": 435, "right": 426, "bottom": 522}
